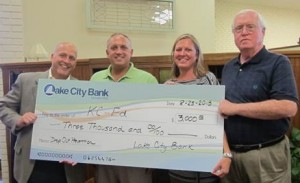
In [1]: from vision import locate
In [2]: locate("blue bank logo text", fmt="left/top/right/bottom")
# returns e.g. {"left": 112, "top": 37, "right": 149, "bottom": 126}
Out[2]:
{"left": 44, "top": 84, "right": 109, "bottom": 97}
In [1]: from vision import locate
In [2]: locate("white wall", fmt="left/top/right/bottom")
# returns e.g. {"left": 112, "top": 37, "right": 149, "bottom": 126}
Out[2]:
{"left": 0, "top": 0, "right": 24, "bottom": 182}
{"left": 21, "top": 0, "right": 300, "bottom": 60}
{"left": 1, "top": 0, "right": 299, "bottom": 63}
{"left": 22, "top": 0, "right": 215, "bottom": 60}
{"left": 215, "top": 0, "right": 300, "bottom": 52}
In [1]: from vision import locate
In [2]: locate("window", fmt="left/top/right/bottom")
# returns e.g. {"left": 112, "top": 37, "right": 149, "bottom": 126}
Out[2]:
{"left": 86, "top": 0, "right": 175, "bottom": 31}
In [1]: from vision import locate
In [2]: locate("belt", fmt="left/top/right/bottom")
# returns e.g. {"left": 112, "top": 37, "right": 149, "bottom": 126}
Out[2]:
{"left": 230, "top": 135, "right": 285, "bottom": 153}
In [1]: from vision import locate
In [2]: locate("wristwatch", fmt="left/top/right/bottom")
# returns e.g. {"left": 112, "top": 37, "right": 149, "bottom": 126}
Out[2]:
{"left": 223, "top": 152, "right": 233, "bottom": 159}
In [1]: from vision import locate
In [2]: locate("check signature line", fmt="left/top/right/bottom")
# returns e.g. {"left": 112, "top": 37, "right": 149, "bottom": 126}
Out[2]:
{"left": 168, "top": 133, "right": 198, "bottom": 137}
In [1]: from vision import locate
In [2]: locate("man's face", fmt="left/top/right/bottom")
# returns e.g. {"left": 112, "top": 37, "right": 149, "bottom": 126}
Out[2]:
{"left": 232, "top": 12, "right": 265, "bottom": 53}
{"left": 51, "top": 43, "right": 77, "bottom": 79}
{"left": 106, "top": 35, "right": 133, "bottom": 69}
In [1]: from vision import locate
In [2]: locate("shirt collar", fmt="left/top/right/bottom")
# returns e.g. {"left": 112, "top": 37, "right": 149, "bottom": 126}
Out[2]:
{"left": 49, "top": 69, "right": 71, "bottom": 80}
{"left": 236, "top": 46, "right": 267, "bottom": 66}
{"left": 107, "top": 62, "right": 134, "bottom": 82}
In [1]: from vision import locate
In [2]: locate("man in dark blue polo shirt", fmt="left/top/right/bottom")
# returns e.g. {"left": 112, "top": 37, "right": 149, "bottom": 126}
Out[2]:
{"left": 219, "top": 9, "right": 299, "bottom": 183}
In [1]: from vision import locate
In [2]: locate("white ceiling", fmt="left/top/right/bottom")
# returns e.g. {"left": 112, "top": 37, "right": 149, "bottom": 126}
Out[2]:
{"left": 226, "top": 0, "right": 300, "bottom": 11}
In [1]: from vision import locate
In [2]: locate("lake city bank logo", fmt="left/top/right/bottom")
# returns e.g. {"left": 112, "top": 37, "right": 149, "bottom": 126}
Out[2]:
{"left": 44, "top": 84, "right": 55, "bottom": 96}
{"left": 43, "top": 84, "right": 109, "bottom": 98}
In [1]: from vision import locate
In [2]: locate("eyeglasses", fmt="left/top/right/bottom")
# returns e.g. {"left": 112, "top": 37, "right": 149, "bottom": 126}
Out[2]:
{"left": 233, "top": 24, "right": 257, "bottom": 33}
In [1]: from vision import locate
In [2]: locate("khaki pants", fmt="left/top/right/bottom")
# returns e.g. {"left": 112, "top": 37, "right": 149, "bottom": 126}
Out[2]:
{"left": 95, "top": 165, "right": 152, "bottom": 183}
{"left": 221, "top": 136, "right": 291, "bottom": 183}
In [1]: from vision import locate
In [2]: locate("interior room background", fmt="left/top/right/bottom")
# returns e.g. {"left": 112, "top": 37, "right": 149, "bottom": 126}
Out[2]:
{"left": 1, "top": 0, "right": 300, "bottom": 182}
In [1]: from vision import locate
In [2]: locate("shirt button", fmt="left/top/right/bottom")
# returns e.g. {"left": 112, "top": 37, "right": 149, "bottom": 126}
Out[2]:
{"left": 239, "top": 69, "right": 242, "bottom": 72}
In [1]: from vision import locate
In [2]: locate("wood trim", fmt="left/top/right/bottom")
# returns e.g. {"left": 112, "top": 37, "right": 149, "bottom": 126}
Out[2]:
{"left": 269, "top": 45, "right": 300, "bottom": 51}
{"left": 0, "top": 52, "right": 299, "bottom": 183}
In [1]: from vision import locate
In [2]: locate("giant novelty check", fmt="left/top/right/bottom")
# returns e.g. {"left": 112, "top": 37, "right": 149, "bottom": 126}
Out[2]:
{"left": 30, "top": 79, "right": 225, "bottom": 172}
